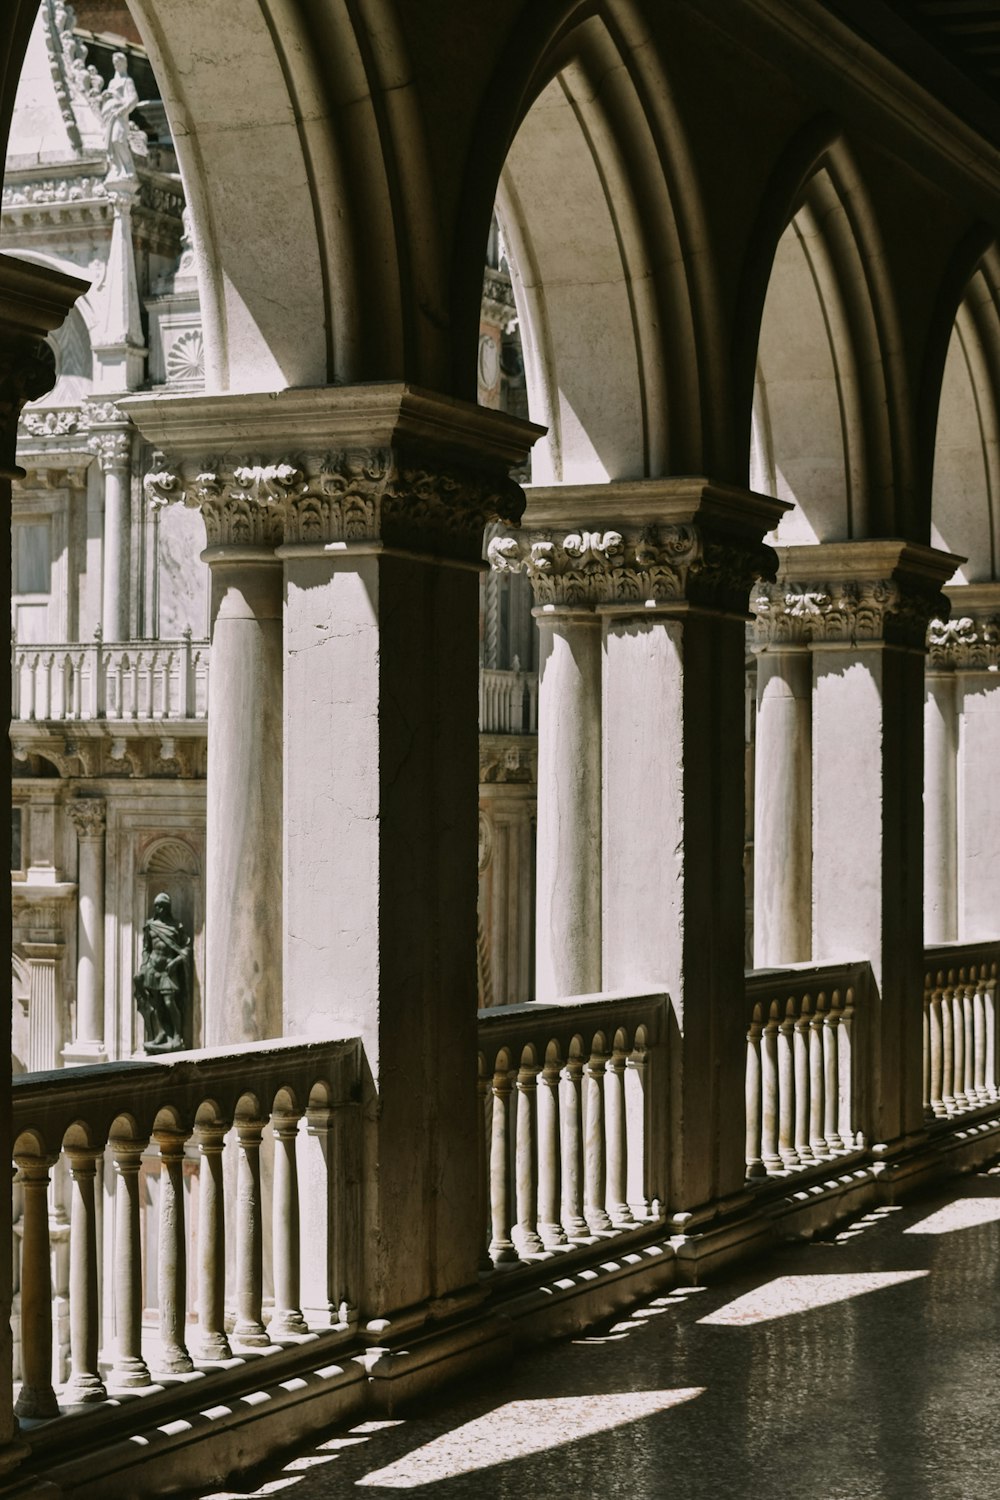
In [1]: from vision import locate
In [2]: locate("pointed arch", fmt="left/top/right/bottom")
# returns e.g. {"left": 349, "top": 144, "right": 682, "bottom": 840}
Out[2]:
{"left": 450, "top": 0, "right": 724, "bottom": 479}
{"left": 735, "top": 120, "right": 909, "bottom": 540}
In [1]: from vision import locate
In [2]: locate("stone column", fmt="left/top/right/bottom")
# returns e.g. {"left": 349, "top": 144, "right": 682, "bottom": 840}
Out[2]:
{"left": 126, "top": 386, "right": 540, "bottom": 1331}
{"left": 65, "top": 798, "right": 108, "bottom": 1064}
{"left": 512, "top": 482, "right": 784, "bottom": 1221}
{"left": 88, "top": 419, "right": 132, "bottom": 642}
{"left": 934, "top": 586, "right": 1000, "bottom": 940}
{"left": 923, "top": 633, "right": 959, "bottom": 946}
{"left": 748, "top": 606, "right": 812, "bottom": 965}
{"left": 144, "top": 467, "right": 283, "bottom": 1046}
{"left": 0, "top": 253, "right": 89, "bottom": 1473}
{"left": 769, "top": 542, "right": 959, "bottom": 1152}
{"left": 491, "top": 534, "right": 602, "bottom": 999}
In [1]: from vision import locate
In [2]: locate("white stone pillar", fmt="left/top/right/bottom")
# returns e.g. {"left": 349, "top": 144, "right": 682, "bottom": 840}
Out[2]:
{"left": 143, "top": 467, "right": 283, "bottom": 1046}
{"left": 923, "top": 660, "right": 958, "bottom": 945}
{"left": 943, "top": 586, "right": 1000, "bottom": 940}
{"left": 515, "top": 482, "right": 783, "bottom": 1219}
{"left": 749, "top": 638, "right": 812, "bottom": 965}
{"left": 532, "top": 608, "right": 602, "bottom": 998}
{"left": 88, "top": 421, "right": 132, "bottom": 643}
{"left": 127, "top": 386, "right": 539, "bottom": 1330}
{"left": 775, "top": 542, "right": 958, "bottom": 1151}
{"left": 65, "top": 798, "right": 107, "bottom": 1064}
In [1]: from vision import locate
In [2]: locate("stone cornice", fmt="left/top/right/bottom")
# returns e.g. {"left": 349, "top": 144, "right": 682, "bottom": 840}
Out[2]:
{"left": 752, "top": 540, "right": 962, "bottom": 649}
{"left": 130, "top": 386, "right": 544, "bottom": 559}
{"left": 488, "top": 479, "right": 787, "bottom": 612}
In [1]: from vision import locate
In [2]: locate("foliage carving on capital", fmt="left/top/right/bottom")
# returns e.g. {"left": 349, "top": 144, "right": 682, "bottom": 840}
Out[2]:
{"left": 88, "top": 428, "right": 131, "bottom": 472}
{"left": 146, "top": 446, "right": 525, "bottom": 559}
{"left": 68, "top": 797, "right": 106, "bottom": 840}
{"left": 753, "top": 577, "right": 946, "bottom": 648}
{"left": 927, "top": 613, "right": 1000, "bottom": 670}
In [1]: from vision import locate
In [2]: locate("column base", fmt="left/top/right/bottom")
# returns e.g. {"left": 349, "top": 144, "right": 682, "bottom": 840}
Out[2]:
{"left": 155, "top": 1344, "right": 194, "bottom": 1375}
{"left": 195, "top": 1331, "right": 232, "bottom": 1361}
{"left": 62, "top": 1042, "right": 109, "bottom": 1067}
{"left": 269, "top": 1309, "right": 309, "bottom": 1337}
{"left": 111, "top": 1356, "right": 151, "bottom": 1389}
{"left": 232, "top": 1320, "right": 271, "bottom": 1348}
{"left": 14, "top": 1383, "right": 59, "bottom": 1419}
{"left": 63, "top": 1373, "right": 107, "bottom": 1403}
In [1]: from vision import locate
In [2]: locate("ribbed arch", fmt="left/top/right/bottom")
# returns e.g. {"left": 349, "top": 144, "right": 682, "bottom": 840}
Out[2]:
{"left": 929, "top": 249, "right": 1000, "bottom": 582}
{"left": 452, "top": 1, "right": 719, "bottom": 479}
{"left": 737, "top": 123, "right": 907, "bottom": 540}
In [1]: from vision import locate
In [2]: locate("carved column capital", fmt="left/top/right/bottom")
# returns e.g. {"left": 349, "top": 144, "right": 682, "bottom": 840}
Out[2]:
{"left": 927, "top": 612, "right": 1000, "bottom": 670}
{"left": 68, "top": 798, "right": 106, "bottom": 841}
{"left": 490, "top": 521, "right": 773, "bottom": 613}
{"left": 88, "top": 426, "right": 131, "bottom": 473}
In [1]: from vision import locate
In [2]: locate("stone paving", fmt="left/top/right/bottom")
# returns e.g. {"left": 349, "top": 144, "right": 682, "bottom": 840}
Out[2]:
{"left": 201, "top": 1168, "right": 1000, "bottom": 1499}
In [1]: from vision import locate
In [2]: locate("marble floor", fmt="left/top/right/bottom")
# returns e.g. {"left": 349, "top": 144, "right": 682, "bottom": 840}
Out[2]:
{"left": 202, "top": 1168, "right": 1000, "bottom": 1499}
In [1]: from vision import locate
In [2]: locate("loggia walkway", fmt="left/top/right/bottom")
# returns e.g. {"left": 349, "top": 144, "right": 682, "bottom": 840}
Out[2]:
{"left": 201, "top": 1165, "right": 1000, "bottom": 1500}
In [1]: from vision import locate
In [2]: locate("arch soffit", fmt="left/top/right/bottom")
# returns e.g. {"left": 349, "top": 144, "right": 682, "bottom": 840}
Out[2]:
{"left": 735, "top": 119, "right": 909, "bottom": 538}
{"left": 124, "top": 0, "right": 427, "bottom": 393}
{"left": 450, "top": 0, "right": 722, "bottom": 476}
{"left": 922, "top": 233, "right": 1000, "bottom": 574}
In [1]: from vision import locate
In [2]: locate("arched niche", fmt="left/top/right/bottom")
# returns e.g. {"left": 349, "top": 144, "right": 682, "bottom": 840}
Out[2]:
{"left": 493, "top": 15, "right": 706, "bottom": 484}
{"left": 135, "top": 834, "right": 202, "bottom": 1047}
{"left": 931, "top": 267, "right": 1000, "bottom": 583}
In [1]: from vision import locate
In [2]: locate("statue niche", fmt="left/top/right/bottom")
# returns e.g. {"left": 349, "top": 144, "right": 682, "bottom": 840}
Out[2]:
{"left": 134, "top": 891, "right": 190, "bottom": 1053}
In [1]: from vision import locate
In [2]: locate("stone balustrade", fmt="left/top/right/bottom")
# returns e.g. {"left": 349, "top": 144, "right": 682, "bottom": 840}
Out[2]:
{"left": 12, "top": 634, "right": 209, "bottom": 722}
{"left": 479, "top": 665, "right": 538, "bottom": 735}
{"left": 745, "top": 963, "right": 871, "bottom": 1179}
{"left": 11, "top": 1035, "right": 360, "bottom": 1420}
{"left": 923, "top": 942, "right": 1000, "bottom": 1120}
{"left": 477, "top": 991, "right": 666, "bottom": 1266}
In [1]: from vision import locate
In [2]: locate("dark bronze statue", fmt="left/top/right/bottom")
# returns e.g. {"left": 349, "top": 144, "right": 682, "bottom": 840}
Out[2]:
{"left": 134, "top": 891, "right": 190, "bottom": 1053}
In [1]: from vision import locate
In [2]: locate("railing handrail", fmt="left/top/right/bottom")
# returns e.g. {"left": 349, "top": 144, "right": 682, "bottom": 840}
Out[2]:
{"left": 478, "top": 989, "right": 667, "bottom": 1056}
{"left": 13, "top": 1032, "right": 361, "bottom": 1149}
{"left": 924, "top": 939, "right": 1000, "bottom": 970}
{"left": 12, "top": 636, "right": 210, "bottom": 724}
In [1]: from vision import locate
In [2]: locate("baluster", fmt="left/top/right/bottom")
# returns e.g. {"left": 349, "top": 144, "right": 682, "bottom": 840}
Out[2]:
{"left": 11, "top": 638, "right": 19, "bottom": 720}
{"left": 536, "top": 1049, "right": 566, "bottom": 1249}
{"left": 559, "top": 1050, "right": 589, "bottom": 1239}
{"left": 24, "top": 654, "right": 37, "bottom": 721}
{"left": 182, "top": 628, "right": 195, "bottom": 718}
{"left": 488, "top": 1060, "right": 517, "bottom": 1262}
{"left": 745, "top": 1012, "right": 765, "bottom": 1178}
{"left": 941, "top": 976, "right": 955, "bottom": 1112}
{"left": 777, "top": 1003, "right": 800, "bottom": 1167}
{"left": 63, "top": 1144, "right": 106, "bottom": 1403}
{"left": 41, "top": 652, "right": 54, "bottom": 720}
{"left": 129, "top": 652, "right": 140, "bottom": 719}
{"left": 233, "top": 1115, "right": 271, "bottom": 1346}
{"left": 923, "top": 985, "right": 932, "bottom": 1120}
{"left": 14, "top": 1150, "right": 59, "bottom": 1418}
{"left": 477, "top": 1062, "right": 493, "bottom": 1271}
{"left": 112, "top": 654, "right": 125, "bottom": 720}
{"left": 201, "top": 655, "right": 210, "bottom": 718}
{"left": 823, "top": 1001, "right": 843, "bottom": 1151}
{"left": 808, "top": 1007, "right": 826, "bottom": 1155}
{"left": 513, "top": 1057, "right": 544, "bottom": 1255}
{"left": 91, "top": 634, "right": 104, "bottom": 719}
{"left": 194, "top": 1121, "right": 232, "bottom": 1360}
{"left": 271, "top": 1107, "right": 308, "bottom": 1335}
{"left": 72, "top": 652, "right": 84, "bottom": 720}
{"left": 794, "top": 1005, "right": 812, "bottom": 1162}
{"left": 152, "top": 1127, "right": 194, "bottom": 1373}
{"left": 986, "top": 971, "right": 998, "bottom": 1100}
{"left": 951, "top": 977, "right": 967, "bottom": 1109}
{"left": 761, "top": 1006, "right": 781, "bottom": 1171}
{"left": 604, "top": 1035, "right": 634, "bottom": 1224}
{"left": 838, "top": 988, "right": 856, "bottom": 1148}
{"left": 928, "top": 981, "right": 945, "bottom": 1117}
{"left": 965, "top": 976, "right": 980, "bottom": 1104}
{"left": 583, "top": 1038, "right": 613, "bottom": 1232}
{"left": 109, "top": 1134, "right": 151, "bottom": 1388}
{"left": 625, "top": 1038, "right": 650, "bottom": 1219}
{"left": 60, "top": 652, "right": 73, "bottom": 720}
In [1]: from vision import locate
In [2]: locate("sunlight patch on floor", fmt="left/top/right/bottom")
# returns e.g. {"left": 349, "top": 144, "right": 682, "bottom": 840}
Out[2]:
{"left": 353, "top": 1390, "right": 705, "bottom": 1488}
{"left": 698, "top": 1270, "right": 929, "bottom": 1326}
{"left": 903, "top": 1196, "right": 1000, "bottom": 1235}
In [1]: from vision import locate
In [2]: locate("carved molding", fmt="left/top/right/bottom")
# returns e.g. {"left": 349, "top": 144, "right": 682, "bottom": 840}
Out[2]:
{"left": 146, "top": 447, "right": 525, "bottom": 559}
{"left": 489, "top": 524, "right": 770, "bottom": 611}
{"left": 753, "top": 578, "right": 946, "bottom": 649}
{"left": 927, "top": 613, "right": 1000, "bottom": 670}
{"left": 88, "top": 428, "right": 131, "bottom": 472}
{"left": 68, "top": 798, "right": 106, "bottom": 840}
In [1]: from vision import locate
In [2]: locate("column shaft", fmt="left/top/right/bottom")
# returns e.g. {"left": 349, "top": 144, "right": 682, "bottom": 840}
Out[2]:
{"left": 957, "top": 670, "right": 1000, "bottom": 939}
{"left": 753, "top": 649, "right": 812, "bottom": 964}
{"left": 924, "top": 672, "right": 958, "bottom": 944}
{"left": 204, "top": 552, "right": 282, "bottom": 1044}
{"left": 534, "top": 610, "right": 602, "bottom": 998}
{"left": 64, "top": 1148, "right": 105, "bottom": 1402}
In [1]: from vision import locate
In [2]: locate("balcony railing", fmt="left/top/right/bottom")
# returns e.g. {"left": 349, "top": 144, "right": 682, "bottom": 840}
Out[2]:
{"left": 923, "top": 942, "right": 1000, "bottom": 1119}
{"left": 479, "top": 665, "right": 538, "bottom": 735}
{"left": 478, "top": 991, "right": 666, "bottom": 1265}
{"left": 12, "top": 634, "right": 209, "bottom": 722}
{"left": 745, "top": 963, "right": 871, "bottom": 1179}
{"left": 11, "top": 1036, "right": 360, "bottom": 1420}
